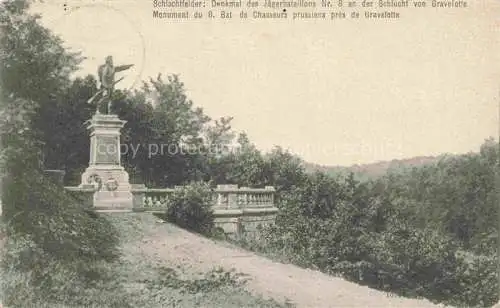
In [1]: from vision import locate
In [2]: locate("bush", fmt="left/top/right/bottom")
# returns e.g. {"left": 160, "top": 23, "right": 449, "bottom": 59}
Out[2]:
{"left": 165, "top": 182, "right": 215, "bottom": 235}
{"left": 451, "top": 251, "right": 497, "bottom": 307}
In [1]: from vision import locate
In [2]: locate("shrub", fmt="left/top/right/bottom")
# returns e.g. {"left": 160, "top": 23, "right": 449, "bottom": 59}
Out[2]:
{"left": 144, "top": 266, "right": 248, "bottom": 294}
{"left": 165, "top": 182, "right": 215, "bottom": 235}
{"left": 451, "top": 251, "right": 497, "bottom": 307}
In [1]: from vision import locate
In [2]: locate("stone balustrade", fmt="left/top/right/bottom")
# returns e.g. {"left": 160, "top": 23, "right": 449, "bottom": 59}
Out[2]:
{"left": 212, "top": 185, "right": 275, "bottom": 209}
{"left": 131, "top": 185, "right": 175, "bottom": 211}
{"left": 131, "top": 184, "right": 278, "bottom": 235}
{"left": 65, "top": 183, "right": 278, "bottom": 236}
{"left": 129, "top": 184, "right": 276, "bottom": 211}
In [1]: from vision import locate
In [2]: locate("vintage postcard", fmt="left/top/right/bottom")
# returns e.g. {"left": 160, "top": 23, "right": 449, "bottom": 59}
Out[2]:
{"left": 0, "top": 0, "right": 498, "bottom": 307}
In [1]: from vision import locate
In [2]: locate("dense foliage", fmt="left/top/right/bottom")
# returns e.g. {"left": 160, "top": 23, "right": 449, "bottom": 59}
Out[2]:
{"left": 164, "top": 182, "right": 215, "bottom": 235}
{"left": 237, "top": 139, "right": 498, "bottom": 307}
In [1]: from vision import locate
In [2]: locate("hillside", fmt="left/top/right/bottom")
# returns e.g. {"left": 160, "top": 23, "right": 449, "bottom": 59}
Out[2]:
{"left": 106, "top": 212, "right": 448, "bottom": 308}
{"left": 303, "top": 156, "right": 439, "bottom": 180}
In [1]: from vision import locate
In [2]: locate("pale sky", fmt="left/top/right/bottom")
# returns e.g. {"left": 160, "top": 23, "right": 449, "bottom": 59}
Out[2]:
{"left": 32, "top": 0, "right": 499, "bottom": 166}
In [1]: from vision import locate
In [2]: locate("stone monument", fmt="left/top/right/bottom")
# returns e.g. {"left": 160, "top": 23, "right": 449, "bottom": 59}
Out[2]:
{"left": 79, "top": 55, "right": 134, "bottom": 211}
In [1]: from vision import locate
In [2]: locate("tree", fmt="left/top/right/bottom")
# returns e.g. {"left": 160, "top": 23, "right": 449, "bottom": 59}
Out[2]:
{"left": 264, "top": 146, "right": 307, "bottom": 195}
{"left": 224, "top": 132, "right": 268, "bottom": 186}
{"left": 116, "top": 75, "right": 220, "bottom": 186}
{"left": 0, "top": 3, "right": 126, "bottom": 306}
{"left": 0, "top": 0, "right": 84, "bottom": 175}
{"left": 204, "top": 116, "right": 235, "bottom": 151}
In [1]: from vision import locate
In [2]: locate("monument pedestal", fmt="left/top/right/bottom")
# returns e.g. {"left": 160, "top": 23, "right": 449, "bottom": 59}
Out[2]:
{"left": 79, "top": 114, "right": 133, "bottom": 211}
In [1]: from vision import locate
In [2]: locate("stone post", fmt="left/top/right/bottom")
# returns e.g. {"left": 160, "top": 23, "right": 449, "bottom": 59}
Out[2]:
{"left": 226, "top": 185, "right": 239, "bottom": 208}
{"left": 131, "top": 184, "right": 146, "bottom": 211}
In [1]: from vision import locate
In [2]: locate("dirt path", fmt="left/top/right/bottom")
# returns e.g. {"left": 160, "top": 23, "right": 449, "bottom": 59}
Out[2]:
{"left": 116, "top": 213, "right": 447, "bottom": 308}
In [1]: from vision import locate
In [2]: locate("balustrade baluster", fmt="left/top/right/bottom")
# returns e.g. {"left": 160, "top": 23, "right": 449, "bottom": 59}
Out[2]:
{"left": 238, "top": 193, "right": 246, "bottom": 207}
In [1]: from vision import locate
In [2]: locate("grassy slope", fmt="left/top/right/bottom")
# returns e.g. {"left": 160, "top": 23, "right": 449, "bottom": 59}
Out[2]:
{"left": 102, "top": 212, "right": 286, "bottom": 308}
{"left": 0, "top": 213, "right": 285, "bottom": 308}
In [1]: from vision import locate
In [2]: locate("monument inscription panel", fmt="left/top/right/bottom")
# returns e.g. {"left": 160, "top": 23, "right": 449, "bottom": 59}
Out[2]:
{"left": 94, "top": 135, "right": 119, "bottom": 165}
